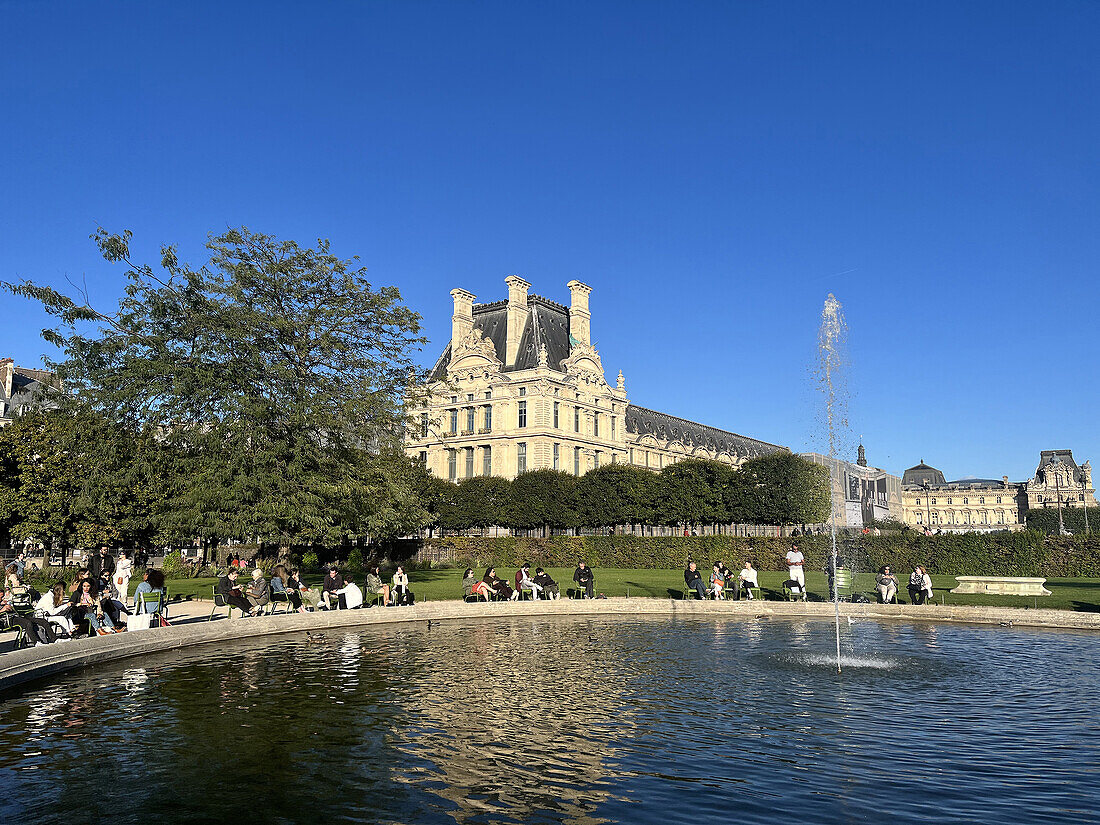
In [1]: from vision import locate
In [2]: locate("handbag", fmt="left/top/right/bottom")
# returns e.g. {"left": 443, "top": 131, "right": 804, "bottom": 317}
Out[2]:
{"left": 126, "top": 613, "right": 152, "bottom": 631}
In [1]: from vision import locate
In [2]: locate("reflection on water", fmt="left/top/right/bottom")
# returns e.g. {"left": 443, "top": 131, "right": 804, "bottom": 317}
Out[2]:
{"left": 1, "top": 617, "right": 1099, "bottom": 825}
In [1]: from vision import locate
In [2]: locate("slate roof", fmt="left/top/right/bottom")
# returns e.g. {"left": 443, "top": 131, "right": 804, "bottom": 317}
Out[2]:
{"left": 625, "top": 404, "right": 786, "bottom": 460}
{"left": 429, "top": 295, "right": 571, "bottom": 381}
{"left": 902, "top": 462, "right": 947, "bottom": 487}
{"left": 1035, "top": 449, "right": 1084, "bottom": 482}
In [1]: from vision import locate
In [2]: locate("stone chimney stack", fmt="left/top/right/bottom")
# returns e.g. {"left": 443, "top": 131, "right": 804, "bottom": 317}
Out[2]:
{"left": 0, "top": 359, "right": 13, "bottom": 400}
{"left": 567, "top": 280, "right": 592, "bottom": 347}
{"left": 450, "top": 289, "right": 476, "bottom": 351}
{"left": 1002, "top": 475, "right": 1010, "bottom": 487}
{"left": 505, "top": 276, "right": 530, "bottom": 366}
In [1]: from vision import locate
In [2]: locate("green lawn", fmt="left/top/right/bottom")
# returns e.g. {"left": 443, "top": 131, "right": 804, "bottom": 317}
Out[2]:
{"left": 153, "top": 569, "right": 1100, "bottom": 612}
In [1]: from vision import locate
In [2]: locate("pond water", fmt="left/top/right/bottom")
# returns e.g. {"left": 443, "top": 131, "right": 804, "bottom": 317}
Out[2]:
{"left": 1, "top": 616, "right": 1098, "bottom": 824}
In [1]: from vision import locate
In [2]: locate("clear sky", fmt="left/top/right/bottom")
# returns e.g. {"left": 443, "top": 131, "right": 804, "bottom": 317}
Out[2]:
{"left": 2, "top": 1, "right": 1097, "bottom": 482}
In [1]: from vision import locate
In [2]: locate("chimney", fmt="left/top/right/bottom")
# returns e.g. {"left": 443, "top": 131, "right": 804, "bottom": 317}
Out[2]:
{"left": 505, "top": 276, "right": 530, "bottom": 366}
{"left": 450, "top": 289, "right": 476, "bottom": 351}
{"left": 0, "top": 359, "right": 13, "bottom": 400}
{"left": 567, "top": 280, "right": 592, "bottom": 347}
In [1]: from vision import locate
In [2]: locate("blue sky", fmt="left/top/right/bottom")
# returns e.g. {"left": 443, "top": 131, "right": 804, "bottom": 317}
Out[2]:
{"left": 2, "top": 1, "right": 1097, "bottom": 481}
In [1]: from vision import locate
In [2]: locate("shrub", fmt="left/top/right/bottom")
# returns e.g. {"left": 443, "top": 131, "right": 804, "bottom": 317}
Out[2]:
{"left": 301, "top": 550, "right": 320, "bottom": 572}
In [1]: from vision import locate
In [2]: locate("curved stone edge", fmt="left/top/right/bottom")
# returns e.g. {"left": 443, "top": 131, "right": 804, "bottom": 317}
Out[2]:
{"left": 3, "top": 598, "right": 1098, "bottom": 693}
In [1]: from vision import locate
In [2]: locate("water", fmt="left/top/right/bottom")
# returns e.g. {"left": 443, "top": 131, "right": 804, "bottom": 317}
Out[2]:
{"left": 2, "top": 616, "right": 1098, "bottom": 824}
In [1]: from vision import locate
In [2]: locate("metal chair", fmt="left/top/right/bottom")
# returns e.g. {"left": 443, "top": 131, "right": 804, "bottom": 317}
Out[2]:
{"left": 209, "top": 586, "right": 245, "bottom": 621}
{"left": 269, "top": 590, "right": 293, "bottom": 614}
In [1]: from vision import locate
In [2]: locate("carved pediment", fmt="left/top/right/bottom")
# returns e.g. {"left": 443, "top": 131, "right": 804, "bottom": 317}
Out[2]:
{"left": 562, "top": 342, "right": 607, "bottom": 388}
{"left": 449, "top": 328, "right": 501, "bottom": 375}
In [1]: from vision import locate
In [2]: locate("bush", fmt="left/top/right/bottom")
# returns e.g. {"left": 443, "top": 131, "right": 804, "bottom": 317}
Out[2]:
{"left": 346, "top": 547, "right": 365, "bottom": 573}
{"left": 301, "top": 550, "right": 320, "bottom": 572}
{"left": 1026, "top": 507, "right": 1099, "bottom": 536}
{"left": 161, "top": 551, "right": 202, "bottom": 579}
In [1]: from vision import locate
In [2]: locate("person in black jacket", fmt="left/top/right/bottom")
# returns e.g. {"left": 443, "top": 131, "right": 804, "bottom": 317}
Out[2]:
{"left": 217, "top": 569, "right": 253, "bottom": 615}
{"left": 684, "top": 561, "right": 707, "bottom": 600}
{"left": 573, "top": 562, "right": 595, "bottom": 599}
{"left": 321, "top": 567, "right": 345, "bottom": 610}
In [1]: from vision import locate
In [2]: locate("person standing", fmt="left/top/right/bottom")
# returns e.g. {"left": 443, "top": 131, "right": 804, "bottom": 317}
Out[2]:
{"left": 5, "top": 551, "right": 27, "bottom": 581}
{"left": 573, "top": 562, "right": 595, "bottom": 599}
{"left": 113, "top": 550, "right": 133, "bottom": 606}
{"left": 785, "top": 544, "right": 807, "bottom": 601}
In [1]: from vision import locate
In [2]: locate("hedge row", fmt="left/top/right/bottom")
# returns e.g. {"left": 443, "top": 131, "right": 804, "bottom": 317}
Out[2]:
{"left": 421, "top": 531, "right": 1100, "bottom": 578}
{"left": 1026, "top": 507, "right": 1100, "bottom": 536}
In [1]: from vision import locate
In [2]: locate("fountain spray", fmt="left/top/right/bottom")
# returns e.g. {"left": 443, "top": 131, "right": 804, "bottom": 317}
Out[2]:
{"left": 817, "top": 294, "right": 848, "bottom": 674}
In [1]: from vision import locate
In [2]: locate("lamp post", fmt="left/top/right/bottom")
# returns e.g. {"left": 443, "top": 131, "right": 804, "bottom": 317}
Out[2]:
{"left": 1056, "top": 471, "right": 1065, "bottom": 535}
{"left": 1082, "top": 472, "right": 1090, "bottom": 535}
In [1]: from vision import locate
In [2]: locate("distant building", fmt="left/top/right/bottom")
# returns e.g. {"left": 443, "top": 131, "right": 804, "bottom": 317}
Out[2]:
{"left": 900, "top": 460, "right": 1027, "bottom": 532}
{"left": 405, "top": 278, "right": 786, "bottom": 481}
{"left": 800, "top": 445, "right": 903, "bottom": 529}
{"left": 0, "top": 359, "right": 58, "bottom": 426}
{"left": 1024, "top": 450, "right": 1096, "bottom": 510}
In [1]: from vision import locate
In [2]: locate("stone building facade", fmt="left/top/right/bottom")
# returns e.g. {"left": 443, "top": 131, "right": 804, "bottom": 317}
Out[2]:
{"left": 1024, "top": 450, "right": 1096, "bottom": 510}
{"left": 800, "top": 446, "right": 904, "bottom": 528}
{"left": 900, "top": 460, "right": 1027, "bottom": 532}
{"left": 405, "top": 278, "right": 786, "bottom": 481}
{"left": 0, "top": 359, "right": 57, "bottom": 426}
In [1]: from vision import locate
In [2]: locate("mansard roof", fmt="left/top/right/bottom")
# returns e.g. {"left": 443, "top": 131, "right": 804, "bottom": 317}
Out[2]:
{"left": 902, "top": 462, "right": 947, "bottom": 487}
{"left": 625, "top": 404, "right": 786, "bottom": 460}
{"left": 429, "top": 295, "right": 571, "bottom": 381}
{"left": 1035, "top": 449, "right": 1084, "bottom": 482}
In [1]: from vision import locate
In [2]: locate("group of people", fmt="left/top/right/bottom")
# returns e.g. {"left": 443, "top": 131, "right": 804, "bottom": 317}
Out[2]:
{"left": 215, "top": 564, "right": 416, "bottom": 616}
{"left": 874, "top": 565, "right": 935, "bottom": 604}
{"left": 1, "top": 546, "right": 168, "bottom": 647}
{"left": 684, "top": 560, "right": 759, "bottom": 600}
{"left": 463, "top": 563, "right": 569, "bottom": 602}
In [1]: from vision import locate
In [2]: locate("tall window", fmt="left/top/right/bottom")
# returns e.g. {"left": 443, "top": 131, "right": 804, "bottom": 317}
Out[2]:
{"left": 519, "top": 386, "right": 526, "bottom": 397}
{"left": 465, "top": 407, "right": 475, "bottom": 433}
{"left": 447, "top": 449, "right": 457, "bottom": 482}
{"left": 593, "top": 414, "right": 599, "bottom": 438}
{"left": 611, "top": 416, "right": 616, "bottom": 439}
{"left": 553, "top": 402, "right": 560, "bottom": 428}
{"left": 418, "top": 451, "right": 427, "bottom": 465}
{"left": 574, "top": 407, "right": 580, "bottom": 432}
{"left": 484, "top": 405, "right": 492, "bottom": 432}
{"left": 465, "top": 447, "right": 474, "bottom": 478}
{"left": 517, "top": 442, "right": 527, "bottom": 474}
{"left": 594, "top": 450, "right": 601, "bottom": 468}
{"left": 448, "top": 409, "right": 458, "bottom": 434}
{"left": 518, "top": 400, "right": 527, "bottom": 428}
{"left": 574, "top": 447, "right": 581, "bottom": 476}
{"left": 482, "top": 446, "right": 492, "bottom": 476}
{"left": 629, "top": 447, "right": 634, "bottom": 464}
{"left": 553, "top": 443, "right": 560, "bottom": 469}
{"left": 420, "top": 413, "right": 429, "bottom": 438}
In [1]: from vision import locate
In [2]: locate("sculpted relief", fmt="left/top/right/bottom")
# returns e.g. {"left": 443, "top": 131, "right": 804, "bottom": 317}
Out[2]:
{"left": 449, "top": 328, "right": 501, "bottom": 379}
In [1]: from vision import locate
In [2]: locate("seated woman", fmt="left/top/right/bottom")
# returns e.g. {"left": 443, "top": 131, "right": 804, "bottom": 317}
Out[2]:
{"left": 133, "top": 569, "right": 167, "bottom": 615}
{"left": 876, "top": 566, "right": 899, "bottom": 603}
{"left": 246, "top": 568, "right": 271, "bottom": 614}
{"left": 287, "top": 568, "right": 320, "bottom": 612}
{"left": 366, "top": 566, "right": 391, "bottom": 606}
{"left": 2, "top": 583, "right": 63, "bottom": 645}
{"left": 710, "top": 563, "right": 726, "bottom": 599}
{"left": 36, "top": 582, "right": 75, "bottom": 636}
{"left": 908, "top": 567, "right": 931, "bottom": 604}
{"left": 271, "top": 565, "right": 302, "bottom": 611}
{"left": 484, "top": 567, "right": 517, "bottom": 601}
{"left": 533, "top": 567, "right": 559, "bottom": 600}
{"left": 71, "top": 579, "right": 120, "bottom": 635}
{"left": 466, "top": 568, "right": 494, "bottom": 601}
{"left": 462, "top": 568, "right": 478, "bottom": 600}
{"left": 335, "top": 575, "right": 364, "bottom": 609}
{"left": 737, "top": 562, "right": 759, "bottom": 600}
{"left": 391, "top": 566, "right": 415, "bottom": 606}
{"left": 517, "top": 563, "right": 543, "bottom": 600}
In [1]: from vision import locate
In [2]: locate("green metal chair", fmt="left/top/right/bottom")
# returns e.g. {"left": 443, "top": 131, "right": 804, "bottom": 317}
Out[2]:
{"left": 269, "top": 590, "right": 293, "bottom": 614}
{"left": 832, "top": 568, "right": 854, "bottom": 602}
{"left": 209, "top": 586, "right": 245, "bottom": 621}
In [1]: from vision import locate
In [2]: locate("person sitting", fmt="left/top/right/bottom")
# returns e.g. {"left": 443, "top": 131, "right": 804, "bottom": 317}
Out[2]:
{"left": 709, "top": 563, "right": 726, "bottom": 599}
{"left": 484, "top": 567, "right": 516, "bottom": 601}
{"left": 684, "top": 561, "right": 707, "bottom": 599}
{"left": 334, "top": 575, "right": 364, "bottom": 609}
{"left": 391, "top": 566, "right": 415, "bottom": 606}
{"left": 134, "top": 569, "right": 167, "bottom": 615}
{"left": 462, "top": 568, "right": 479, "bottom": 600}
{"left": 908, "top": 566, "right": 934, "bottom": 604}
{"left": 71, "top": 579, "right": 119, "bottom": 635}
{"left": 516, "top": 563, "right": 543, "bottom": 600}
{"left": 467, "top": 568, "right": 494, "bottom": 601}
{"left": 36, "top": 582, "right": 75, "bottom": 636}
{"left": 876, "top": 566, "right": 899, "bottom": 604}
{"left": 287, "top": 568, "right": 319, "bottom": 612}
{"left": 365, "top": 565, "right": 391, "bottom": 606}
{"left": 245, "top": 568, "right": 271, "bottom": 614}
{"left": 321, "top": 567, "right": 344, "bottom": 610}
{"left": 573, "top": 562, "right": 595, "bottom": 599}
{"left": 738, "top": 561, "right": 759, "bottom": 600}
{"left": 270, "top": 565, "right": 302, "bottom": 611}
{"left": 217, "top": 569, "right": 253, "bottom": 616}
{"left": 3, "top": 584, "right": 63, "bottom": 645}
{"left": 534, "top": 567, "right": 559, "bottom": 600}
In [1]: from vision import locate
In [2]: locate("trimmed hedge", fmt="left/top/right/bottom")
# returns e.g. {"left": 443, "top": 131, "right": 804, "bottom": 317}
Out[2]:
{"left": 422, "top": 531, "right": 1100, "bottom": 578}
{"left": 1026, "top": 507, "right": 1099, "bottom": 536}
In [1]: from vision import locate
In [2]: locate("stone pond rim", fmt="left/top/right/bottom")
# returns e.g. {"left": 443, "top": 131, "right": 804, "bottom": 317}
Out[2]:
{"left": 2, "top": 599, "right": 1098, "bottom": 694}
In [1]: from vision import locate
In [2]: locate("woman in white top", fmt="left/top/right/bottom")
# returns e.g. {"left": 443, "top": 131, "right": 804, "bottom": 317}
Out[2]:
{"left": 391, "top": 566, "right": 415, "bottom": 606}
{"left": 113, "top": 550, "right": 133, "bottom": 606}
{"left": 36, "top": 582, "right": 75, "bottom": 635}
{"left": 334, "top": 576, "right": 364, "bottom": 609}
{"left": 738, "top": 562, "right": 759, "bottom": 600}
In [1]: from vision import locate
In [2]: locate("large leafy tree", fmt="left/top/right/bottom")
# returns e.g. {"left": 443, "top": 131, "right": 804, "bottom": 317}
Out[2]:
{"left": 739, "top": 453, "right": 830, "bottom": 526}
{"left": 575, "top": 464, "right": 655, "bottom": 531}
{"left": 5, "top": 228, "right": 430, "bottom": 550}
{"left": 506, "top": 470, "right": 579, "bottom": 535}
{"left": 654, "top": 459, "right": 738, "bottom": 528}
